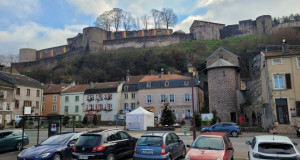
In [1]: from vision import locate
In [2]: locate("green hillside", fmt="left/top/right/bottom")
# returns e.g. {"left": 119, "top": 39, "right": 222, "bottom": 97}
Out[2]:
{"left": 24, "top": 27, "right": 300, "bottom": 84}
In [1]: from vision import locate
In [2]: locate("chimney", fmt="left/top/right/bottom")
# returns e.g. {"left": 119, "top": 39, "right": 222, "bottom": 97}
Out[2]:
{"left": 126, "top": 69, "right": 130, "bottom": 82}
{"left": 159, "top": 68, "right": 164, "bottom": 78}
{"left": 282, "top": 37, "right": 289, "bottom": 54}
{"left": 89, "top": 81, "right": 94, "bottom": 88}
{"left": 71, "top": 80, "right": 76, "bottom": 86}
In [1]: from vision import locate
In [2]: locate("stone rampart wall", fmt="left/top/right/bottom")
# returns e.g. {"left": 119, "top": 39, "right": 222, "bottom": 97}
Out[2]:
{"left": 36, "top": 45, "right": 70, "bottom": 60}
{"left": 114, "top": 29, "right": 173, "bottom": 39}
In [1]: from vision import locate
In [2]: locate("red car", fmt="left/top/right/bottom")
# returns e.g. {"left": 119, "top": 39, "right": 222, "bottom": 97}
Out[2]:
{"left": 185, "top": 132, "right": 234, "bottom": 160}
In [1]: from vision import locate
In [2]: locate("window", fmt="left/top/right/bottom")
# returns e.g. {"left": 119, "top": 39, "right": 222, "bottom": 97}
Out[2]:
{"left": 297, "top": 57, "right": 300, "bottom": 68}
{"left": 43, "top": 96, "right": 46, "bottom": 102}
{"left": 296, "top": 101, "right": 300, "bottom": 117}
{"left": 36, "top": 90, "right": 40, "bottom": 97}
{"left": 64, "top": 106, "right": 68, "bottom": 113}
{"left": 147, "top": 82, "right": 151, "bottom": 87}
{"left": 26, "top": 89, "right": 30, "bottom": 96}
{"left": 184, "top": 93, "right": 191, "bottom": 102}
{"left": 36, "top": 101, "right": 39, "bottom": 109}
{"left": 170, "top": 133, "right": 179, "bottom": 142}
{"left": 0, "top": 115, "right": 2, "bottom": 124}
{"left": 160, "top": 94, "right": 166, "bottom": 102}
{"left": 272, "top": 59, "right": 282, "bottom": 64}
{"left": 273, "top": 74, "right": 285, "bottom": 89}
{"left": 124, "top": 103, "right": 128, "bottom": 110}
{"left": 131, "top": 93, "right": 135, "bottom": 99}
{"left": 0, "top": 103, "right": 2, "bottom": 110}
{"left": 184, "top": 80, "right": 189, "bottom": 86}
{"left": 65, "top": 96, "right": 69, "bottom": 102}
{"left": 165, "top": 81, "right": 169, "bottom": 87}
{"left": 169, "top": 94, "right": 175, "bottom": 102}
{"left": 131, "top": 103, "right": 136, "bottom": 110}
{"left": 146, "top": 95, "right": 152, "bottom": 103}
{"left": 5, "top": 115, "right": 10, "bottom": 123}
{"left": 75, "top": 96, "right": 79, "bottom": 102}
{"left": 15, "top": 100, "right": 19, "bottom": 109}
{"left": 42, "top": 105, "right": 45, "bottom": 112}
{"left": 16, "top": 88, "right": 20, "bottom": 95}
{"left": 286, "top": 74, "right": 292, "bottom": 89}
{"left": 75, "top": 105, "right": 79, "bottom": 113}
{"left": 53, "top": 95, "right": 57, "bottom": 102}
{"left": 24, "top": 101, "right": 32, "bottom": 107}
{"left": 166, "top": 134, "right": 174, "bottom": 145}
{"left": 118, "top": 131, "right": 129, "bottom": 139}
{"left": 124, "top": 85, "right": 128, "bottom": 91}
{"left": 6, "top": 103, "right": 10, "bottom": 110}
{"left": 52, "top": 104, "right": 57, "bottom": 112}
{"left": 125, "top": 93, "right": 128, "bottom": 99}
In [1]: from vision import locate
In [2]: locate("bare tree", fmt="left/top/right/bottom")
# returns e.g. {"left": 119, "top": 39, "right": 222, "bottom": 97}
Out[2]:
{"left": 160, "top": 8, "right": 177, "bottom": 29}
{"left": 111, "top": 8, "right": 123, "bottom": 32}
{"left": 122, "top": 11, "right": 135, "bottom": 31}
{"left": 151, "top": 9, "right": 162, "bottom": 29}
{"left": 0, "top": 54, "right": 19, "bottom": 67}
{"left": 135, "top": 17, "right": 141, "bottom": 30}
{"left": 141, "top": 14, "right": 150, "bottom": 30}
{"left": 94, "top": 11, "right": 112, "bottom": 31}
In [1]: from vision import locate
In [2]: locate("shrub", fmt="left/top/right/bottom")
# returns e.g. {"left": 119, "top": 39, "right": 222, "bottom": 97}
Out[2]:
{"left": 82, "top": 115, "right": 88, "bottom": 125}
{"left": 93, "top": 115, "right": 98, "bottom": 125}
{"left": 211, "top": 110, "right": 222, "bottom": 125}
{"left": 160, "top": 103, "right": 176, "bottom": 126}
{"left": 63, "top": 116, "right": 70, "bottom": 126}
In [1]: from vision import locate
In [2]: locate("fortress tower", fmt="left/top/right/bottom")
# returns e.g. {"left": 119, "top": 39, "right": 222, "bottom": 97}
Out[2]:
{"left": 19, "top": 48, "right": 37, "bottom": 62}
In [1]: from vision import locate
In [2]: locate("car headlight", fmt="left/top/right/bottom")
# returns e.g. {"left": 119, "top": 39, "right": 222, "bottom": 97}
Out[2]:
{"left": 216, "top": 158, "right": 223, "bottom": 160}
{"left": 185, "top": 155, "right": 191, "bottom": 160}
{"left": 36, "top": 153, "right": 50, "bottom": 158}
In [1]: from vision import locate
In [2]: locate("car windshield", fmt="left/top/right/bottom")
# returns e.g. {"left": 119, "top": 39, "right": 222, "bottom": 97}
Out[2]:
{"left": 192, "top": 136, "right": 224, "bottom": 150}
{"left": 41, "top": 134, "right": 74, "bottom": 145}
{"left": 137, "top": 136, "right": 162, "bottom": 147}
{"left": 258, "top": 143, "right": 296, "bottom": 154}
{"left": 76, "top": 135, "right": 101, "bottom": 146}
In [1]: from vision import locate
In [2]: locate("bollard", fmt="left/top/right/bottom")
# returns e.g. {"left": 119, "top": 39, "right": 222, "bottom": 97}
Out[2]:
{"left": 184, "top": 126, "right": 187, "bottom": 135}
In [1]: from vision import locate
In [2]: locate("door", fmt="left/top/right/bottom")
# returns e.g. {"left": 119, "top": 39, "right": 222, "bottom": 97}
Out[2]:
{"left": 165, "top": 134, "right": 176, "bottom": 158}
{"left": 117, "top": 131, "right": 132, "bottom": 155}
{"left": 170, "top": 133, "right": 181, "bottom": 159}
{"left": 211, "top": 123, "right": 223, "bottom": 132}
{"left": 275, "top": 98, "right": 289, "bottom": 124}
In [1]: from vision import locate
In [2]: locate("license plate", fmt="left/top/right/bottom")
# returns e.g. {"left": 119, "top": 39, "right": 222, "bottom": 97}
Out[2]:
{"left": 78, "top": 155, "right": 88, "bottom": 159}
{"left": 142, "top": 150, "right": 153, "bottom": 154}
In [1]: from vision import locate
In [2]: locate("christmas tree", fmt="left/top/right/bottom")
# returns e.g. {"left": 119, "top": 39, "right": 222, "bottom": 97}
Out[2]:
{"left": 160, "top": 103, "right": 175, "bottom": 126}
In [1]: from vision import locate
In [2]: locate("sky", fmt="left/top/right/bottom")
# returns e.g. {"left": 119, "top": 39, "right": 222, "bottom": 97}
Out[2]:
{"left": 0, "top": 0, "right": 299, "bottom": 56}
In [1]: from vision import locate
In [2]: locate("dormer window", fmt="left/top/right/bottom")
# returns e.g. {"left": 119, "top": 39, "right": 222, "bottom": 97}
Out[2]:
{"left": 124, "top": 85, "right": 128, "bottom": 91}
{"left": 165, "top": 81, "right": 169, "bottom": 87}
{"left": 147, "top": 82, "right": 151, "bottom": 88}
{"left": 184, "top": 80, "right": 189, "bottom": 86}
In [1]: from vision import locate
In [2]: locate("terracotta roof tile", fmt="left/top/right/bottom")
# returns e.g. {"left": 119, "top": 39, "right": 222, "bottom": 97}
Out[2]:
{"left": 43, "top": 84, "right": 69, "bottom": 94}
{"left": 125, "top": 75, "right": 145, "bottom": 84}
{"left": 62, "top": 84, "right": 89, "bottom": 93}
{"left": 92, "top": 82, "right": 120, "bottom": 88}
{"left": 0, "top": 72, "right": 42, "bottom": 88}
{"left": 140, "top": 74, "right": 190, "bottom": 82}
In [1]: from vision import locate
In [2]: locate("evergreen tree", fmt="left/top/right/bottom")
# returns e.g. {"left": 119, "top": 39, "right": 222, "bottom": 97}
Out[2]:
{"left": 82, "top": 115, "right": 88, "bottom": 125}
{"left": 160, "top": 103, "right": 175, "bottom": 126}
{"left": 63, "top": 116, "right": 70, "bottom": 126}
{"left": 93, "top": 115, "right": 98, "bottom": 125}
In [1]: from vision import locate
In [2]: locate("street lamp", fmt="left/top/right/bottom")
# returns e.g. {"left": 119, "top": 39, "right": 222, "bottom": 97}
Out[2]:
{"left": 187, "top": 52, "right": 197, "bottom": 141}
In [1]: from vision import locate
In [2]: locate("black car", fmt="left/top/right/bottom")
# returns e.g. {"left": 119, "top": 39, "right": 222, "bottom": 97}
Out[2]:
{"left": 72, "top": 129, "right": 138, "bottom": 160}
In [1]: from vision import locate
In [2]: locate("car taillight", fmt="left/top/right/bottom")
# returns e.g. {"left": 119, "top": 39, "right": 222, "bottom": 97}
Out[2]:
{"left": 161, "top": 143, "right": 166, "bottom": 155}
{"left": 72, "top": 146, "right": 76, "bottom": 152}
{"left": 134, "top": 143, "right": 137, "bottom": 154}
{"left": 92, "top": 145, "right": 105, "bottom": 152}
{"left": 252, "top": 152, "right": 260, "bottom": 158}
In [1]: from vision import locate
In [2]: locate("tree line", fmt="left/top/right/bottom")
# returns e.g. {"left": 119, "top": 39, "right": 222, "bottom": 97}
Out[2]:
{"left": 94, "top": 8, "right": 177, "bottom": 31}
{"left": 273, "top": 13, "right": 300, "bottom": 25}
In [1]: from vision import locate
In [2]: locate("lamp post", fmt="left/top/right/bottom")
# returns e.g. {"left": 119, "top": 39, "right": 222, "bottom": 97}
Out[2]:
{"left": 187, "top": 52, "right": 196, "bottom": 141}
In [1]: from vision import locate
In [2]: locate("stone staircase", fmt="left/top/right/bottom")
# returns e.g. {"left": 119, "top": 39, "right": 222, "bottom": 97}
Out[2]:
{"left": 270, "top": 124, "right": 297, "bottom": 134}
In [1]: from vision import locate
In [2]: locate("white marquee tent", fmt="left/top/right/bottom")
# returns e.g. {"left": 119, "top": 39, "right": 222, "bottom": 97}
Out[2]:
{"left": 126, "top": 106, "right": 154, "bottom": 131}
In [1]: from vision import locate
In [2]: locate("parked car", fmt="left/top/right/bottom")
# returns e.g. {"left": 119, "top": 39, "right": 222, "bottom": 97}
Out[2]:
{"left": 0, "top": 130, "right": 29, "bottom": 152}
{"left": 185, "top": 132, "right": 234, "bottom": 160}
{"left": 201, "top": 122, "right": 241, "bottom": 137}
{"left": 296, "top": 128, "right": 300, "bottom": 137}
{"left": 246, "top": 135, "right": 300, "bottom": 160}
{"left": 133, "top": 132, "right": 186, "bottom": 160}
{"left": 18, "top": 132, "right": 82, "bottom": 160}
{"left": 72, "top": 129, "right": 138, "bottom": 160}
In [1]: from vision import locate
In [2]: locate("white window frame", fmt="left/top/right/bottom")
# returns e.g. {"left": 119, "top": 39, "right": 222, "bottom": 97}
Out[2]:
{"left": 124, "top": 103, "right": 128, "bottom": 110}
{"left": 161, "top": 94, "right": 166, "bottom": 103}
{"left": 125, "top": 93, "right": 128, "bottom": 99}
{"left": 169, "top": 94, "right": 175, "bottom": 102}
{"left": 273, "top": 73, "right": 285, "bottom": 90}
{"left": 147, "top": 95, "right": 152, "bottom": 103}
{"left": 6, "top": 103, "right": 10, "bottom": 111}
{"left": 131, "top": 93, "right": 135, "bottom": 99}
{"left": 53, "top": 95, "right": 57, "bottom": 102}
{"left": 184, "top": 93, "right": 191, "bottom": 102}
{"left": 272, "top": 58, "right": 282, "bottom": 65}
{"left": 131, "top": 103, "right": 136, "bottom": 110}
{"left": 297, "top": 57, "right": 300, "bottom": 69}
{"left": 52, "top": 104, "right": 57, "bottom": 112}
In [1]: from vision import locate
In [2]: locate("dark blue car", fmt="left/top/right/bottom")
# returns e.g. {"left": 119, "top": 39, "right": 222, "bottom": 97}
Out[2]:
{"left": 17, "top": 132, "right": 82, "bottom": 160}
{"left": 200, "top": 122, "right": 241, "bottom": 137}
{"left": 133, "top": 132, "right": 186, "bottom": 160}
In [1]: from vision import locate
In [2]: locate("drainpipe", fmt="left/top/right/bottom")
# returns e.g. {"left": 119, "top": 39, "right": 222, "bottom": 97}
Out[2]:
{"left": 265, "top": 57, "right": 275, "bottom": 128}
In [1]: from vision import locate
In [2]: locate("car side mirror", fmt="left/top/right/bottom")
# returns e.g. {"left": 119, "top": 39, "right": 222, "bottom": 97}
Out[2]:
{"left": 245, "top": 141, "right": 251, "bottom": 145}
{"left": 186, "top": 145, "right": 191, "bottom": 148}
{"left": 227, "top": 147, "right": 233, "bottom": 150}
{"left": 293, "top": 142, "right": 298, "bottom": 146}
{"left": 68, "top": 140, "right": 76, "bottom": 147}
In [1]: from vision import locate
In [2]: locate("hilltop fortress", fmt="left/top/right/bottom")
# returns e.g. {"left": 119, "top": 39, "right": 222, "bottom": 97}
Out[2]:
{"left": 14, "top": 15, "right": 300, "bottom": 72}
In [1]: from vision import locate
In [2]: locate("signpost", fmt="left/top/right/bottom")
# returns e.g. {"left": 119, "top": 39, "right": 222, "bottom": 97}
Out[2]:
{"left": 201, "top": 113, "right": 214, "bottom": 121}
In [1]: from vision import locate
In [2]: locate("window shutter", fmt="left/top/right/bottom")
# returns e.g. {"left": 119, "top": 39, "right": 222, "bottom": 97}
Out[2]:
{"left": 158, "top": 95, "right": 161, "bottom": 103}
{"left": 151, "top": 95, "right": 153, "bottom": 103}
{"left": 144, "top": 96, "right": 147, "bottom": 102}
{"left": 174, "top": 94, "right": 176, "bottom": 102}
{"left": 296, "top": 101, "right": 300, "bottom": 117}
{"left": 285, "top": 73, "right": 292, "bottom": 89}
{"left": 182, "top": 94, "right": 185, "bottom": 102}
{"left": 190, "top": 94, "right": 192, "bottom": 102}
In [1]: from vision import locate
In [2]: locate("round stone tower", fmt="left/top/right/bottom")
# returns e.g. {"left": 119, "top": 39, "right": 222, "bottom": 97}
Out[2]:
{"left": 82, "top": 27, "right": 108, "bottom": 53}
{"left": 19, "top": 48, "right": 37, "bottom": 62}
{"left": 256, "top": 15, "right": 272, "bottom": 34}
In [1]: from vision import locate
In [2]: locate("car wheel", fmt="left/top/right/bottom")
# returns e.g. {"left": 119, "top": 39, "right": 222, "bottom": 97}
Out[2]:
{"left": 181, "top": 147, "right": 186, "bottom": 158}
{"left": 16, "top": 141, "right": 23, "bottom": 151}
{"left": 106, "top": 153, "right": 115, "bottom": 160}
{"left": 231, "top": 131, "right": 238, "bottom": 137}
{"left": 52, "top": 153, "right": 62, "bottom": 160}
{"left": 167, "top": 156, "right": 172, "bottom": 160}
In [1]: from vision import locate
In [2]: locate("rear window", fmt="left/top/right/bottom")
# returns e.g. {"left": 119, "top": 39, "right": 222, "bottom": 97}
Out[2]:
{"left": 258, "top": 143, "right": 296, "bottom": 154}
{"left": 137, "top": 136, "right": 162, "bottom": 147}
{"left": 192, "top": 136, "right": 224, "bottom": 150}
{"left": 77, "top": 135, "right": 101, "bottom": 146}
{"left": 41, "top": 134, "right": 74, "bottom": 145}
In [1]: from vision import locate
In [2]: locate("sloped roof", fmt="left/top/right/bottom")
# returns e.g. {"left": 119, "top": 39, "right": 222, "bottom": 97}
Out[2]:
{"left": 125, "top": 75, "right": 145, "bottom": 84}
{"left": 263, "top": 50, "right": 300, "bottom": 57}
{"left": 205, "top": 58, "right": 240, "bottom": 70}
{"left": 206, "top": 47, "right": 240, "bottom": 61}
{"left": 43, "top": 84, "right": 69, "bottom": 94}
{"left": 62, "top": 84, "right": 89, "bottom": 93}
{"left": 92, "top": 82, "right": 120, "bottom": 88}
{"left": 140, "top": 74, "right": 190, "bottom": 82}
{"left": 84, "top": 82, "right": 120, "bottom": 94}
{"left": 127, "top": 106, "right": 154, "bottom": 115}
{"left": 0, "top": 71, "right": 42, "bottom": 88}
